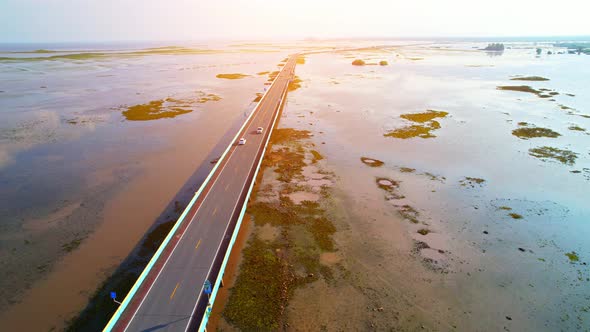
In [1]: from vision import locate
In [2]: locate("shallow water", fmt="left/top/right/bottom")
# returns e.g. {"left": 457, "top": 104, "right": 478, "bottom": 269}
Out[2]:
{"left": 282, "top": 43, "right": 590, "bottom": 330}
{"left": 0, "top": 42, "right": 292, "bottom": 330}
{"left": 2, "top": 39, "right": 589, "bottom": 331}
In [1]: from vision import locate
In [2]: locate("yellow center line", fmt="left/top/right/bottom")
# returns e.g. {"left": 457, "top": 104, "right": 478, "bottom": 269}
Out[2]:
{"left": 170, "top": 283, "right": 180, "bottom": 300}
{"left": 195, "top": 239, "right": 202, "bottom": 250}
{"left": 212, "top": 207, "right": 218, "bottom": 216}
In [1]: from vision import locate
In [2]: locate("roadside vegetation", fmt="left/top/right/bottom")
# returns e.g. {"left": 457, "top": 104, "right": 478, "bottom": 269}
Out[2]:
{"left": 288, "top": 76, "right": 303, "bottom": 91}
{"left": 223, "top": 127, "right": 336, "bottom": 330}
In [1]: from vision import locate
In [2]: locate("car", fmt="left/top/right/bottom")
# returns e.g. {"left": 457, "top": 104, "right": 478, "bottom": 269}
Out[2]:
{"left": 256, "top": 127, "right": 264, "bottom": 134}
{"left": 238, "top": 138, "right": 246, "bottom": 145}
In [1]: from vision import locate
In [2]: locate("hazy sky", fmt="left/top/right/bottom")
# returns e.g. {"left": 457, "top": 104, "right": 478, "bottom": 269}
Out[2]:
{"left": 1, "top": 0, "right": 589, "bottom": 42}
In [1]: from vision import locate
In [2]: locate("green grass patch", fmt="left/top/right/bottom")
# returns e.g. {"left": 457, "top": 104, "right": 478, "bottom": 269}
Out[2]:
{"left": 385, "top": 110, "right": 448, "bottom": 139}
{"left": 310, "top": 150, "right": 324, "bottom": 163}
{"left": 497, "top": 85, "right": 540, "bottom": 94}
{"left": 264, "top": 147, "right": 306, "bottom": 182}
{"left": 568, "top": 125, "right": 586, "bottom": 132}
{"left": 399, "top": 205, "right": 420, "bottom": 224}
{"left": 61, "top": 237, "right": 86, "bottom": 253}
{"left": 269, "top": 128, "right": 311, "bottom": 145}
{"left": 224, "top": 124, "right": 338, "bottom": 331}
{"left": 508, "top": 213, "right": 523, "bottom": 220}
{"left": 309, "top": 217, "right": 336, "bottom": 251}
{"left": 296, "top": 55, "right": 306, "bottom": 65}
{"left": 288, "top": 76, "right": 303, "bottom": 91}
{"left": 196, "top": 92, "right": 221, "bottom": 103}
{"left": 512, "top": 126, "right": 561, "bottom": 139}
{"left": 384, "top": 122, "right": 440, "bottom": 139}
{"left": 565, "top": 251, "right": 579, "bottom": 262}
{"left": 267, "top": 71, "right": 280, "bottom": 82}
{"left": 510, "top": 76, "right": 550, "bottom": 81}
{"left": 417, "top": 229, "right": 430, "bottom": 235}
{"left": 223, "top": 236, "right": 293, "bottom": 331}
{"left": 216, "top": 73, "right": 250, "bottom": 79}
{"left": 400, "top": 110, "right": 449, "bottom": 123}
{"left": 122, "top": 100, "right": 192, "bottom": 121}
{"left": 460, "top": 177, "right": 486, "bottom": 188}
{"left": 529, "top": 146, "right": 578, "bottom": 165}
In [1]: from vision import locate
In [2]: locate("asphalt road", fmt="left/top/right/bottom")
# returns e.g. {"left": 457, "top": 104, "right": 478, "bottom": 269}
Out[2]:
{"left": 116, "top": 56, "right": 297, "bottom": 332}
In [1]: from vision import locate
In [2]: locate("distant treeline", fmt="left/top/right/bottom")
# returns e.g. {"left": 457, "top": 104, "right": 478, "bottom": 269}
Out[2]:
{"left": 482, "top": 43, "right": 505, "bottom": 51}
{"left": 554, "top": 42, "right": 590, "bottom": 54}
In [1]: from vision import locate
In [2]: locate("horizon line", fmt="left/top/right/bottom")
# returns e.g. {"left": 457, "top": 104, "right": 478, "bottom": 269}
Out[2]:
{"left": 1, "top": 34, "right": 590, "bottom": 45}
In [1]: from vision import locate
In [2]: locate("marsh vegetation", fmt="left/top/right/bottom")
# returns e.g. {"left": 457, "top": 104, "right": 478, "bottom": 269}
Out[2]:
{"left": 122, "top": 100, "right": 191, "bottom": 121}
{"left": 384, "top": 110, "right": 449, "bottom": 139}
{"left": 510, "top": 76, "right": 550, "bottom": 81}
{"left": 512, "top": 126, "right": 561, "bottom": 139}
{"left": 216, "top": 73, "right": 250, "bottom": 79}
{"left": 223, "top": 127, "right": 336, "bottom": 330}
{"left": 529, "top": 146, "right": 578, "bottom": 165}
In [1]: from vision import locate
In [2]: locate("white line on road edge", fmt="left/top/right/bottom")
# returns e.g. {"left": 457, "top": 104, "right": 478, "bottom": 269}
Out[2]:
{"left": 103, "top": 55, "right": 291, "bottom": 332}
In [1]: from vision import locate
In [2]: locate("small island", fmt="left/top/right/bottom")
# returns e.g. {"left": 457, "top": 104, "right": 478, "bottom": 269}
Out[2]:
{"left": 352, "top": 59, "right": 366, "bottom": 66}
{"left": 379, "top": 60, "right": 388, "bottom": 66}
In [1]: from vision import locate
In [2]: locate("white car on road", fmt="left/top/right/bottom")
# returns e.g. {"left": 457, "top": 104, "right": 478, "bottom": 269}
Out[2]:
{"left": 238, "top": 138, "right": 247, "bottom": 145}
{"left": 256, "top": 127, "right": 264, "bottom": 134}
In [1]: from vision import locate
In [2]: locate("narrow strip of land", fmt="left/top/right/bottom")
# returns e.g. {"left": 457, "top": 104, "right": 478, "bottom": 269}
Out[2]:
{"left": 108, "top": 56, "right": 297, "bottom": 332}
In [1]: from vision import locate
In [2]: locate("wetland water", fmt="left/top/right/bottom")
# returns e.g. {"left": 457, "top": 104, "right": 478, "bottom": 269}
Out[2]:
{"left": 0, "top": 42, "right": 295, "bottom": 331}
{"left": 214, "top": 42, "right": 589, "bottom": 331}
{"left": 1, "top": 39, "right": 589, "bottom": 331}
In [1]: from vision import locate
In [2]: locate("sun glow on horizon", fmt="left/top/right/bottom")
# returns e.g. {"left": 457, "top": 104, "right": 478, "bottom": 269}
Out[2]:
{"left": 1, "top": 0, "right": 589, "bottom": 42}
